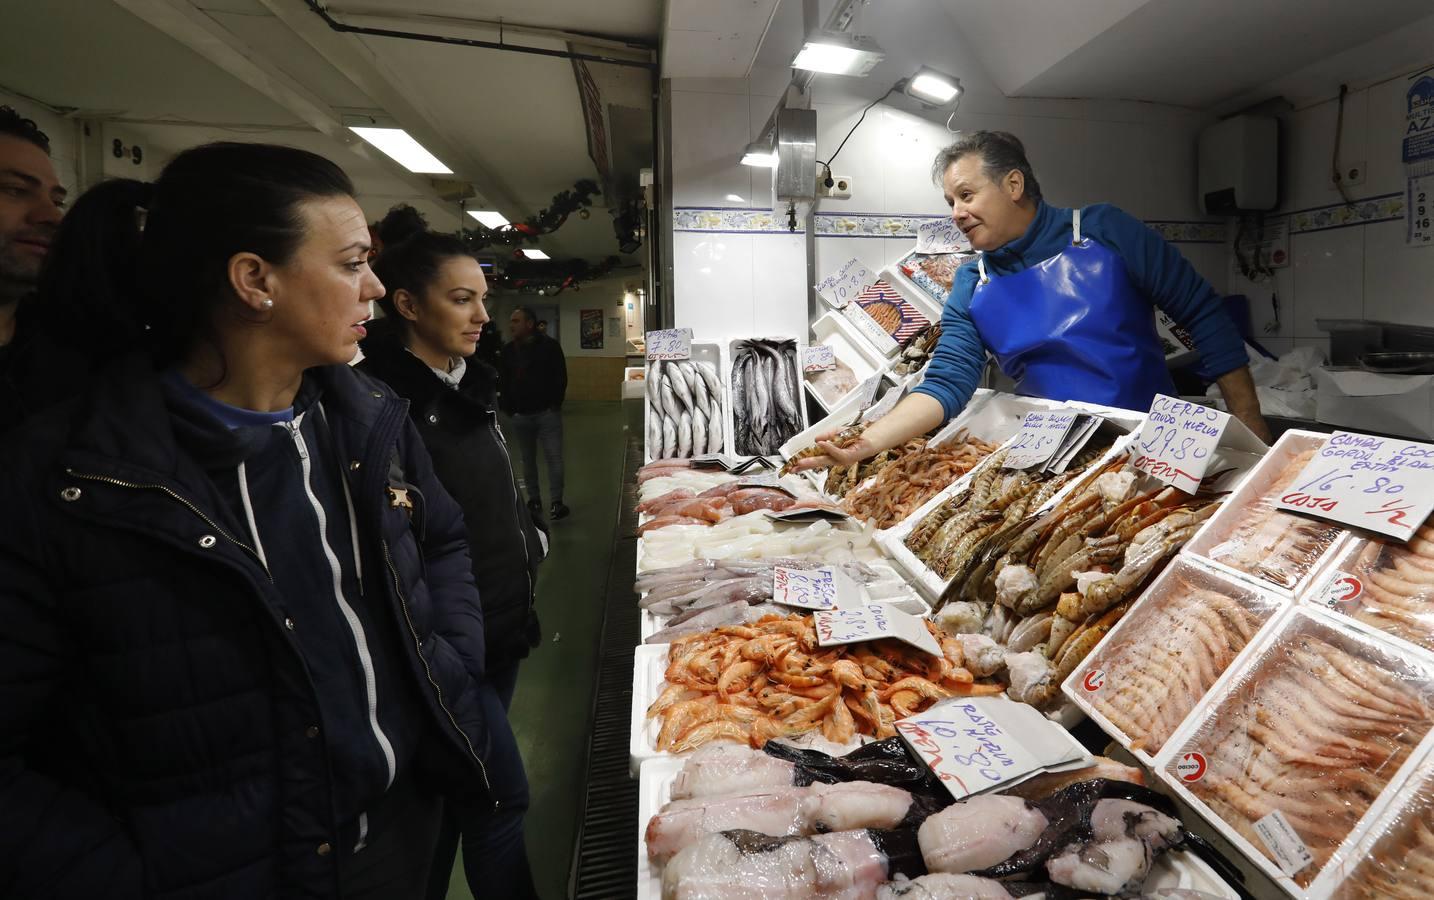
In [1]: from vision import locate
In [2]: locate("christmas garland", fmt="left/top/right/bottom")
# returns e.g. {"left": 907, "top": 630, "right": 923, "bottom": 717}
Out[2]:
{"left": 460, "top": 178, "right": 601, "bottom": 252}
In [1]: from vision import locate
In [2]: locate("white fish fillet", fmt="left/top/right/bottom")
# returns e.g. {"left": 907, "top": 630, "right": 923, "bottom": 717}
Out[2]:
{"left": 917, "top": 795, "right": 1048, "bottom": 874}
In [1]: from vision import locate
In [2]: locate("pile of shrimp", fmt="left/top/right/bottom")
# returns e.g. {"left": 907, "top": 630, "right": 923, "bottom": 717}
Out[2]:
{"left": 645, "top": 612, "right": 1004, "bottom": 754}
{"left": 841, "top": 432, "right": 1002, "bottom": 529}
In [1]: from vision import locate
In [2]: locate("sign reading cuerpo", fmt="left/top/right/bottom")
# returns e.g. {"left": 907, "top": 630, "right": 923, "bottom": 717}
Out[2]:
{"left": 1133, "top": 394, "right": 1230, "bottom": 493}
{"left": 1003, "top": 411, "right": 1078, "bottom": 470}
{"left": 645, "top": 328, "right": 692, "bottom": 361}
{"left": 1275, "top": 431, "right": 1434, "bottom": 541}
{"left": 816, "top": 258, "right": 876, "bottom": 309}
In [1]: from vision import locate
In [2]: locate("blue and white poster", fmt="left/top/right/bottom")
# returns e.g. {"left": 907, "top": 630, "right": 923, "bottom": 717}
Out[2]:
{"left": 1404, "top": 73, "right": 1434, "bottom": 247}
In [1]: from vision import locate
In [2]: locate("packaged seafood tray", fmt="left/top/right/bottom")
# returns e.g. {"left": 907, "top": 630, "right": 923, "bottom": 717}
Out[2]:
{"left": 880, "top": 257, "right": 951, "bottom": 325}
{"left": 636, "top": 559, "right": 930, "bottom": 644}
{"left": 727, "top": 337, "right": 809, "bottom": 459}
{"left": 644, "top": 343, "right": 728, "bottom": 463}
{"left": 1062, "top": 555, "right": 1290, "bottom": 766}
{"left": 1155, "top": 605, "right": 1434, "bottom": 895}
{"left": 628, "top": 642, "right": 871, "bottom": 777}
{"left": 1185, "top": 429, "right": 1352, "bottom": 596}
{"left": 635, "top": 750, "right": 1240, "bottom": 900}
{"left": 805, "top": 311, "right": 889, "bottom": 413}
{"left": 1312, "top": 752, "right": 1434, "bottom": 898}
{"left": 877, "top": 400, "right": 1139, "bottom": 602}
{"left": 1297, "top": 516, "right": 1434, "bottom": 663}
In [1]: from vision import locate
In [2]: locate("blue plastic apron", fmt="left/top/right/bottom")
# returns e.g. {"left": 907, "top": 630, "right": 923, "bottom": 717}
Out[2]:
{"left": 968, "top": 208, "right": 1176, "bottom": 411}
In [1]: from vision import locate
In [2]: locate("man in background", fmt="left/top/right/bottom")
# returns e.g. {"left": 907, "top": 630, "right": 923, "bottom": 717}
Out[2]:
{"left": 0, "top": 106, "right": 77, "bottom": 434}
{"left": 500, "top": 306, "right": 569, "bottom": 520}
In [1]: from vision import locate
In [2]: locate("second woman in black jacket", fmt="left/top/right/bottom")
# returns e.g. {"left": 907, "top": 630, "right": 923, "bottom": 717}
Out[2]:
{"left": 357, "top": 208, "right": 544, "bottom": 900}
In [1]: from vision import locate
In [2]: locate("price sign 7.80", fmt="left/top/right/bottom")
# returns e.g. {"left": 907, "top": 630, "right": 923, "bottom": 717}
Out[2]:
{"left": 1275, "top": 432, "right": 1434, "bottom": 541}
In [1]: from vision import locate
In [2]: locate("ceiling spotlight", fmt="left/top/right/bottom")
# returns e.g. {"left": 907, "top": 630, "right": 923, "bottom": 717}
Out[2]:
{"left": 467, "top": 209, "right": 509, "bottom": 228}
{"left": 740, "top": 141, "right": 778, "bottom": 168}
{"left": 792, "top": 31, "right": 884, "bottom": 77}
{"left": 904, "top": 67, "right": 963, "bottom": 106}
{"left": 522, "top": 249, "right": 550, "bottom": 260}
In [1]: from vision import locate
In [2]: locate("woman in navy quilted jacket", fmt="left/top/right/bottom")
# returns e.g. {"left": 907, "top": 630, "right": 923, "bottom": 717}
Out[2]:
{"left": 0, "top": 142, "right": 503, "bottom": 899}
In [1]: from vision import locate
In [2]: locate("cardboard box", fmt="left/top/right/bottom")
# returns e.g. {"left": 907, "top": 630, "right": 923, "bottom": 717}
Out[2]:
{"left": 1314, "top": 367, "right": 1434, "bottom": 439}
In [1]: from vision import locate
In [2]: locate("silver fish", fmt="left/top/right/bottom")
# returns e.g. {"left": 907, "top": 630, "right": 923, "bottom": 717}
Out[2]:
{"left": 691, "top": 406, "right": 708, "bottom": 456}
{"left": 670, "top": 361, "right": 696, "bottom": 413}
{"left": 647, "top": 403, "right": 662, "bottom": 457}
{"left": 678, "top": 410, "right": 693, "bottom": 458}
{"left": 686, "top": 363, "right": 711, "bottom": 418}
{"left": 662, "top": 415, "right": 677, "bottom": 458}
{"left": 697, "top": 362, "right": 723, "bottom": 407}
{"left": 647, "top": 360, "right": 663, "bottom": 407}
{"left": 708, "top": 403, "right": 724, "bottom": 456}
{"left": 660, "top": 372, "right": 682, "bottom": 422}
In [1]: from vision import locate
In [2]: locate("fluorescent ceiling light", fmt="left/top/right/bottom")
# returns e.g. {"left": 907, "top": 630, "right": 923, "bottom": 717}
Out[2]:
{"left": 522, "top": 249, "right": 550, "bottom": 260}
{"left": 740, "top": 141, "right": 778, "bottom": 167}
{"left": 467, "top": 209, "right": 509, "bottom": 228}
{"left": 905, "top": 67, "right": 963, "bottom": 106}
{"left": 791, "top": 31, "right": 884, "bottom": 77}
{"left": 348, "top": 126, "right": 452, "bottom": 174}
{"left": 724, "top": 194, "right": 745, "bottom": 202}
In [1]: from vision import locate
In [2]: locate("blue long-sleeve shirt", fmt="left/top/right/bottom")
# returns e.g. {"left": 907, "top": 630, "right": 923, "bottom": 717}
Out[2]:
{"left": 912, "top": 201, "right": 1247, "bottom": 420}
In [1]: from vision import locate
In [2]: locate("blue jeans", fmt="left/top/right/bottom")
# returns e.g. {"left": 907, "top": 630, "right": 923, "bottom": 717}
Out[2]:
{"left": 509, "top": 408, "right": 564, "bottom": 506}
{"left": 425, "top": 662, "right": 536, "bottom": 900}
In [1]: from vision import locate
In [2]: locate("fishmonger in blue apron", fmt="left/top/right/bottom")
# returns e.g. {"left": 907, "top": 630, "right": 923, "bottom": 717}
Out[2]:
{"left": 795, "top": 130, "right": 1270, "bottom": 474}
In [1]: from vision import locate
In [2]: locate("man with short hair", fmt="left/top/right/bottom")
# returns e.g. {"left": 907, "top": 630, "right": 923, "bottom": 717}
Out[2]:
{"left": 0, "top": 105, "right": 74, "bottom": 434}
{"left": 500, "top": 306, "right": 569, "bottom": 520}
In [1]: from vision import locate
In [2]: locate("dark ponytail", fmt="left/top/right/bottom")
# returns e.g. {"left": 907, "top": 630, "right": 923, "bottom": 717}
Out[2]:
{"left": 34, "top": 178, "right": 153, "bottom": 361}
{"left": 40, "top": 142, "right": 356, "bottom": 367}
{"left": 370, "top": 203, "right": 474, "bottom": 328}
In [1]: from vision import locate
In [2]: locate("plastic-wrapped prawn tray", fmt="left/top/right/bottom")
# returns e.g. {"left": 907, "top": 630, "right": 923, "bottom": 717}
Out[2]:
{"left": 1063, "top": 556, "right": 1290, "bottom": 766}
{"left": 1155, "top": 605, "right": 1434, "bottom": 896}
{"left": 1313, "top": 752, "right": 1434, "bottom": 898}
{"left": 1185, "top": 430, "right": 1352, "bottom": 596}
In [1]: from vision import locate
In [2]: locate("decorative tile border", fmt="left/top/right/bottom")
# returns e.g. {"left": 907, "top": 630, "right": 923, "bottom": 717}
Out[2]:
{"left": 674, "top": 207, "right": 1230, "bottom": 243}
{"left": 1287, "top": 192, "right": 1405, "bottom": 235}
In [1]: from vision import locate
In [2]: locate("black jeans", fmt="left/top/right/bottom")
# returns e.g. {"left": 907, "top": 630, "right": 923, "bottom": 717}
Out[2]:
{"left": 425, "top": 662, "right": 537, "bottom": 899}
{"left": 508, "top": 408, "right": 564, "bottom": 506}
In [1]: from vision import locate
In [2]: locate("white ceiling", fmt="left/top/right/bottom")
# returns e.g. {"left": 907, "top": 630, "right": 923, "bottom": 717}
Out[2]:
{"left": 0, "top": 0, "right": 659, "bottom": 266}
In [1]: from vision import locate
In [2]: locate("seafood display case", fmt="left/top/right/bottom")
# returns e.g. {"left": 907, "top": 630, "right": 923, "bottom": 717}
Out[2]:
{"left": 806, "top": 311, "right": 893, "bottom": 413}
{"left": 644, "top": 342, "right": 728, "bottom": 462}
{"left": 727, "top": 336, "right": 809, "bottom": 458}
{"left": 1313, "top": 753, "right": 1434, "bottom": 899}
{"left": 1185, "top": 429, "right": 1353, "bottom": 596}
{"left": 1297, "top": 517, "right": 1434, "bottom": 662}
{"left": 1062, "top": 556, "right": 1290, "bottom": 765}
{"left": 1156, "top": 605, "right": 1434, "bottom": 896}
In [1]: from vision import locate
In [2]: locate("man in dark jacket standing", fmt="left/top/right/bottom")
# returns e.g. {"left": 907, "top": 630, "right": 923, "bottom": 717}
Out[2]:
{"left": 0, "top": 106, "right": 84, "bottom": 435}
{"left": 500, "top": 306, "right": 569, "bottom": 520}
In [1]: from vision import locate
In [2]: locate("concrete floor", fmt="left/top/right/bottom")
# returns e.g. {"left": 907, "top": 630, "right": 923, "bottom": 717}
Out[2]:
{"left": 439, "top": 400, "right": 628, "bottom": 900}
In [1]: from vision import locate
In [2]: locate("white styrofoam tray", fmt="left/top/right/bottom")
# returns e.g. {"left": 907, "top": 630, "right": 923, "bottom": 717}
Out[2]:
{"left": 1153, "top": 604, "right": 1434, "bottom": 897}
{"left": 805, "top": 311, "right": 886, "bottom": 414}
{"left": 635, "top": 753, "right": 1239, "bottom": 900}
{"left": 1184, "top": 429, "right": 1352, "bottom": 598}
{"left": 1308, "top": 751, "right": 1434, "bottom": 899}
{"left": 1061, "top": 555, "right": 1291, "bottom": 767}
{"left": 878, "top": 404, "right": 1143, "bottom": 603}
{"left": 644, "top": 342, "right": 727, "bottom": 463}
{"left": 727, "top": 336, "right": 809, "bottom": 460}
{"left": 637, "top": 560, "right": 931, "bottom": 643}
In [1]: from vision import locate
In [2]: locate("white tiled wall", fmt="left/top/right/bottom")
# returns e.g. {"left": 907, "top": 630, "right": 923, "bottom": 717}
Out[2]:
{"left": 1220, "top": 59, "right": 1434, "bottom": 357}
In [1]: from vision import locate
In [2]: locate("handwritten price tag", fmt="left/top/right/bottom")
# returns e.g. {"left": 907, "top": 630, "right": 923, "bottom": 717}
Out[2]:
{"left": 1004, "top": 411, "right": 1078, "bottom": 470}
{"left": 895, "top": 697, "right": 1090, "bottom": 801}
{"left": 772, "top": 566, "right": 863, "bottom": 611}
{"left": 816, "top": 258, "right": 876, "bottom": 309}
{"left": 915, "top": 219, "right": 970, "bottom": 255}
{"left": 645, "top": 328, "right": 692, "bottom": 361}
{"left": 1133, "top": 395, "right": 1230, "bottom": 493}
{"left": 814, "top": 604, "right": 941, "bottom": 655}
{"left": 1275, "top": 431, "right": 1434, "bottom": 541}
{"left": 802, "top": 344, "right": 837, "bottom": 373}
{"left": 861, "top": 383, "right": 907, "bottom": 424}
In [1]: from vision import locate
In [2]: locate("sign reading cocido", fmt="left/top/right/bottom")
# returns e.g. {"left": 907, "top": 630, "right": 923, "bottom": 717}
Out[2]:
{"left": 1275, "top": 431, "right": 1434, "bottom": 541}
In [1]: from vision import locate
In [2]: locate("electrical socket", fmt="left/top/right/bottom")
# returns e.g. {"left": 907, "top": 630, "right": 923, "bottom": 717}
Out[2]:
{"left": 1342, "top": 161, "right": 1366, "bottom": 187}
{"left": 817, "top": 173, "right": 853, "bottom": 200}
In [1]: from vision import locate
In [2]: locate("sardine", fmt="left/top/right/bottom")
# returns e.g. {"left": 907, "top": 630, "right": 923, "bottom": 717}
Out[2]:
{"left": 670, "top": 361, "right": 696, "bottom": 413}
{"left": 662, "top": 415, "right": 677, "bottom": 458}
{"left": 678, "top": 410, "right": 693, "bottom": 458}
{"left": 691, "top": 406, "right": 708, "bottom": 456}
